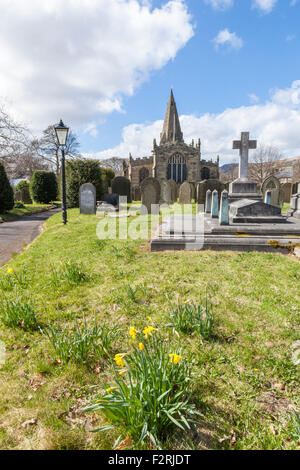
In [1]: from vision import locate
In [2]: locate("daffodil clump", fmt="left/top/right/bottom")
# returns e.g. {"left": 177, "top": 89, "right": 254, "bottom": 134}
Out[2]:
{"left": 0, "top": 298, "right": 39, "bottom": 331}
{"left": 0, "top": 267, "right": 30, "bottom": 291}
{"left": 168, "top": 298, "right": 214, "bottom": 339}
{"left": 44, "top": 321, "right": 119, "bottom": 367}
{"left": 50, "top": 259, "right": 88, "bottom": 287}
{"left": 85, "top": 320, "right": 199, "bottom": 449}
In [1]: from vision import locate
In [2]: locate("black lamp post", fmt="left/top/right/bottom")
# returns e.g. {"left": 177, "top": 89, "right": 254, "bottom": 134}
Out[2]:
{"left": 55, "top": 120, "right": 69, "bottom": 225}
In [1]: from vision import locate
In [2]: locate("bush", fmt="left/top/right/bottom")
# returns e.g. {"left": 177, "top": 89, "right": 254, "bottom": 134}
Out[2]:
{"left": 66, "top": 159, "right": 104, "bottom": 208}
{"left": 0, "top": 162, "right": 14, "bottom": 212}
{"left": 14, "top": 201, "right": 25, "bottom": 209}
{"left": 102, "top": 168, "right": 115, "bottom": 187}
{"left": 15, "top": 180, "right": 29, "bottom": 191}
{"left": 84, "top": 325, "right": 199, "bottom": 449}
{"left": 30, "top": 171, "right": 57, "bottom": 203}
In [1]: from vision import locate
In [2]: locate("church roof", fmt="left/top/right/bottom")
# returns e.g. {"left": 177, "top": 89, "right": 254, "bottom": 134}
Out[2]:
{"left": 160, "top": 90, "right": 183, "bottom": 145}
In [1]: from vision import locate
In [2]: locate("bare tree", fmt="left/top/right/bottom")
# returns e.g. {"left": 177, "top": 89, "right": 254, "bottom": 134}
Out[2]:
{"left": 11, "top": 140, "right": 50, "bottom": 179}
{"left": 99, "top": 157, "right": 128, "bottom": 173}
{"left": 39, "top": 124, "right": 81, "bottom": 175}
{"left": 249, "top": 145, "right": 283, "bottom": 185}
{"left": 0, "top": 104, "right": 28, "bottom": 173}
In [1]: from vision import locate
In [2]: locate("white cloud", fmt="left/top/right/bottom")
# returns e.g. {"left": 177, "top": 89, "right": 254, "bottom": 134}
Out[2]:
{"left": 89, "top": 81, "right": 300, "bottom": 164}
{"left": 248, "top": 93, "right": 260, "bottom": 104}
{"left": 0, "top": 0, "right": 194, "bottom": 132}
{"left": 204, "top": 0, "right": 234, "bottom": 10}
{"left": 213, "top": 29, "right": 243, "bottom": 50}
{"left": 252, "top": 0, "right": 277, "bottom": 13}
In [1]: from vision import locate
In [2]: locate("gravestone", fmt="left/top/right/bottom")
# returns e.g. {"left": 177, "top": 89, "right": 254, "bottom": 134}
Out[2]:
{"left": 229, "top": 132, "right": 258, "bottom": 200}
{"left": 219, "top": 190, "right": 229, "bottom": 225}
{"left": 111, "top": 176, "right": 132, "bottom": 203}
{"left": 79, "top": 183, "right": 96, "bottom": 214}
{"left": 141, "top": 177, "right": 160, "bottom": 214}
{"left": 196, "top": 180, "right": 225, "bottom": 205}
{"left": 101, "top": 193, "right": 119, "bottom": 207}
{"left": 160, "top": 179, "right": 172, "bottom": 205}
{"left": 168, "top": 180, "right": 178, "bottom": 203}
{"left": 282, "top": 183, "right": 292, "bottom": 203}
{"left": 132, "top": 187, "right": 141, "bottom": 201}
{"left": 205, "top": 190, "right": 212, "bottom": 213}
{"left": 211, "top": 190, "right": 219, "bottom": 218}
{"left": 261, "top": 175, "right": 283, "bottom": 208}
{"left": 179, "top": 182, "right": 193, "bottom": 204}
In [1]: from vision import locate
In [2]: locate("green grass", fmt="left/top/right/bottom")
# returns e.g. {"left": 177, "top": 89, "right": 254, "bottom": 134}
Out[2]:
{"left": 0, "top": 208, "right": 299, "bottom": 450}
{"left": 0, "top": 202, "right": 60, "bottom": 222}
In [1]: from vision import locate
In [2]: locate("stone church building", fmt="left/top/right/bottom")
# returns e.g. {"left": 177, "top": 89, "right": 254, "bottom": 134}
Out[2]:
{"left": 123, "top": 91, "right": 219, "bottom": 188}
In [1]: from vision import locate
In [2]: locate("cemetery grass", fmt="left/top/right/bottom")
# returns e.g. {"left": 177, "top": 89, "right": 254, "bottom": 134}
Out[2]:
{"left": 0, "top": 208, "right": 299, "bottom": 450}
{"left": 0, "top": 203, "right": 59, "bottom": 222}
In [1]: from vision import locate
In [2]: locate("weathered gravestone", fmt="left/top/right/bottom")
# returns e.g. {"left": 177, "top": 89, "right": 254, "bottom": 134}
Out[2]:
{"left": 261, "top": 175, "right": 283, "bottom": 208}
{"left": 282, "top": 183, "right": 292, "bottom": 203}
{"left": 79, "top": 183, "right": 96, "bottom": 214}
{"left": 179, "top": 181, "right": 193, "bottom": 204}
{"left": 219, "top": 190, "right": 229, "bottom": 225}
{"left": 205, "top": 190, "right": 212, "bottom": 213}
{"left": 132, "top": 187, "right": 141, "bottom": 201}
{"left": 211, "top": 190, "right": 219, "bottom": 218}
{"left": 160, "top": 179, "right": 172, "bottom": 205}
{"left": 196, "top": 180, "right": 225, "bottom": 205}
{"left": 111, "top": 176, "right": 132, "bottom": 203}
{"left": 168, "top": 180, "right": 178, "bottom": 203}
{"left": 141, "top": 177, "right": 160, "bottom": 214}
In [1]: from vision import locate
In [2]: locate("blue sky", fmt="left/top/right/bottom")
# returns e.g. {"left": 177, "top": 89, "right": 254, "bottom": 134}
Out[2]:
{"left": 0, "top": 0, "right": 300, "bottom": 163}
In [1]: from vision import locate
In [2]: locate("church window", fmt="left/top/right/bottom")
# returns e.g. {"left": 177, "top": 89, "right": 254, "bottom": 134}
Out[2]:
{"left": 201, "top": 167, "right": 210, "bottom": 180}
{"left": 167, "top": 154, "right": 187, "bottom": 184}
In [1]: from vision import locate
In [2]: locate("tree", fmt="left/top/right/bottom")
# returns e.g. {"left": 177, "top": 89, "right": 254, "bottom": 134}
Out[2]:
{"left": 293, "top": 159, "right": 300, "bottom": 182}
{"left": 249, "top": 145, "right": 283, "bottom": 185}
{"left": 10, "top": 140, "right": 50, "bottom": 180}
{"left": 39, "top": 124, "right": 81, "bottom": 176}
{"left": 0, "top": 104, "right": 29, "bottom": 176}
{"left": 30, "top": 171, "right": 58, "bottom": 204}
{"left": 0, "top": 162, "right": 14, "bottom": 212}
{"left": 99, "top": 157, "right": 127, "bottom": 173}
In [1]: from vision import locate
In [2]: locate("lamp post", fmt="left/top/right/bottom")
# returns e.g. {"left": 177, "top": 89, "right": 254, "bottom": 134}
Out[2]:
{"left": 55, "top": 120, "right": 69, "bottom": 225}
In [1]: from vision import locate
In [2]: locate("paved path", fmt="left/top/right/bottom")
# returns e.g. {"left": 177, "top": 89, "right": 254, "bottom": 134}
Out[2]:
{"left": 0, "top": 209, "right": 61, "bottom": 267}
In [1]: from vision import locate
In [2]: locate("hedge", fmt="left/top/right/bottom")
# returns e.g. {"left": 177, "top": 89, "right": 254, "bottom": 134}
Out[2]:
{"left": 66, "top": 159, "right": 104, "bottom": 208}
{"left": 30, "top": 171, "right": 58, "bottom": 203}
{"left": 0, "top": 163, "right": 14, "bottom": 212}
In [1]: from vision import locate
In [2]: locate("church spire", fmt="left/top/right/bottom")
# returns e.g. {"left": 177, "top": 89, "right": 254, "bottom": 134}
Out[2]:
{"left": 160, "top": 90, "right": 183, "bottom": 145}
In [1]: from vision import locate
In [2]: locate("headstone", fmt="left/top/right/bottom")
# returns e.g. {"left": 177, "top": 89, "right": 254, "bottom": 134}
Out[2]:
{"left": 111, "top": 176, "right": 132, "bottom": 203}
{"left": 211, "top": 190, "right": 219, "bottom": 218}
{"left": 205, "top": 190, "right": 212, "bottom": 213}
{"left": 261, "top": 175, "right": 283, "bottom": 208}
{"left": 168, "top": 180, "right": 178, "bottom": 203}
{"left": 196, "top": 180, "right": 225, "bottom": 205}
{"left": 132, "top": 187, "right": 141, "bottom": 201}
{"left": 160, "top": 179, "right": 172, "bottom": 205}
{"left": 141, "top": 177, "right": 160, "bottom": 215}
{"left": 101, "top": 193, "right": 119, "bottom": 207}
{"left": 229, "top": 132, "right": 258, "bottom": 199}
{"left": 219, "top": 190, "right": 229, "bottom": 225}
{"left": 79, "top": 183, "right": 96, "bottom": 214}
{"left": 265, "top": 190, "right": 272, "bottom": 205}
{"left": 179, "top": 182, "right": 193, "bottom": 204}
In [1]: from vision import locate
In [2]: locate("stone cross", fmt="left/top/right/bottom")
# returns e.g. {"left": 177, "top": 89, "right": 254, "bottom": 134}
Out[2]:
{"left": 233, "top": 132, "right": 257, "bottom": 180}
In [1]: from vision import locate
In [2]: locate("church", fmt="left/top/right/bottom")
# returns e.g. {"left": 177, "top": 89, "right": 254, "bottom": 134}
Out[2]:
{"left": 123, "top": 91, "right": 219, "bottom": 189}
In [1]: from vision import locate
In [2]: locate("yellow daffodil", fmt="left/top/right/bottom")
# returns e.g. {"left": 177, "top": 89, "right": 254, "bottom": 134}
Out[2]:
{"left": 143, "top": 325, "right": 156, "bottom": 339}
{"left": 138, "top": 343, "right": 145, "bottom": 351}
{"left": 119, "top": 369, "right": 127, "bottom": 376}
{"left": 169, "top": 353, "right": 182, "bottom": 365}
{"left": 67, "top": 261, "right": 71, "bottom": 266}
{"left": 129, "top": 326, "right": 137, "bottom": 339}
{"left": 114, "top": 354, "right": 125, "bottom": 367}
{"left": 7, "top": 267, "right": 13, "bottom": 275}
{"left": 106, "top": 388, "right": 113, "bottom": 393}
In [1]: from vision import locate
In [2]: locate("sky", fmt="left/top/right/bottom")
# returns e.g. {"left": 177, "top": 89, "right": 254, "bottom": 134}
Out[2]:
{"left": 0, "top": 0, "right": 300, "bottom": 164}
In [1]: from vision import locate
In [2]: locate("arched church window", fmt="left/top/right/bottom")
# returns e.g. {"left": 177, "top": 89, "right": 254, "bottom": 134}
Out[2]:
{"left": 139, "top": 167, "right": 149, "bottom": 183}
{"left": 167, "top": 154, "right": 187, "bottom": 184}
{"left": 201, "top": 167, "right": 210, "bottom": 180}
